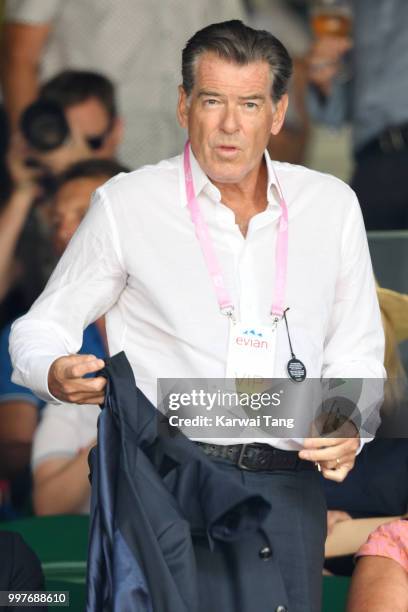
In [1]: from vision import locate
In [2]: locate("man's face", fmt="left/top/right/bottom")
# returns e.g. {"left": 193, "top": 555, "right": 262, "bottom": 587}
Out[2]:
{"left": 177, "top": 52, "right": 288, "bottom": 186}
{"left": 51, "top": 176, "right": 107, "bottom": 256}
{"left": 33, "top": 97, "right": 122, "bottom": 174}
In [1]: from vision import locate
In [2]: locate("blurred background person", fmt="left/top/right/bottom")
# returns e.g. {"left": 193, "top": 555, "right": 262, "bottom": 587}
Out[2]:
{"left": 31, "top": 401, "right": 98, "bottom": 515}
{"left": 347, "top": 518, "right": 408, "bottom": 611}
{"left": 0, "top": 105, "right": 12, "bottom": 208}
{"left": 1, "top": 0, "right": 244, "bottom": 168}
{"left": 245, "top": 0, "right": 311, "bottom": 164}
{"left": 0, "top": 70, "right": 122, "bottom": 328}
{"left": 18, "top": 69, "right": 123, "bottom": 174}
{"left": 0, "top": 158, "right": 126, "bottom": 516}
{"left": 323, "top": 286, "right": 408, "bottom": 576}
{"left": 307, "top": 0, "right": 408, "bottom": 230}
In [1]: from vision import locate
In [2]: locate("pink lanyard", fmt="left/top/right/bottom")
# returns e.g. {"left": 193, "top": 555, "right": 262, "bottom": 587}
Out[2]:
{"left": 183, "top": 141, "right": 288, "bottom": 321}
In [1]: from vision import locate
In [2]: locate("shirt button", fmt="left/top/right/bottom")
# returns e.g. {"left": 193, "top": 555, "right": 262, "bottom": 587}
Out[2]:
{"left": 258, "top": 545, "right": 272, "bottom": 560}
{"left": 275, "top": 606, "right": 287, "bottom": 612}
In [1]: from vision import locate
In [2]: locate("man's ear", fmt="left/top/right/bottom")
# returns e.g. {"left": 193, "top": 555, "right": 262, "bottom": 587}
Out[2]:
{"left": 177, "top": 85, "right": 189, "bottom": 129}
{"left": 271, "top": 94, "right": 289, "bottom": 136}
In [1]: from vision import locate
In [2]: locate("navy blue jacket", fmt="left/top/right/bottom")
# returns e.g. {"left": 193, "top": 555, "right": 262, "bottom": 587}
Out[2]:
{"left": 86, "top": 352, "right": 271, "bottom": 612}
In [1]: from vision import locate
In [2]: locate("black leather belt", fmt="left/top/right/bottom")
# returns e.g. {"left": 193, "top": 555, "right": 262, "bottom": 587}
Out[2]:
{"left": 194, "top": 442, "right": 316, "bottom": 472}
{"left": 356, "top": 123, "right": 408, "bottom": 160}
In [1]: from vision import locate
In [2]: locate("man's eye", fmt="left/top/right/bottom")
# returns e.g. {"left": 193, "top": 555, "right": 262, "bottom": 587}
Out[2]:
{"left": 244, "top": 102, "right": 258, "bottom": 110}
{"left": 204, "top": 98, "right": 220, "bottom": 106}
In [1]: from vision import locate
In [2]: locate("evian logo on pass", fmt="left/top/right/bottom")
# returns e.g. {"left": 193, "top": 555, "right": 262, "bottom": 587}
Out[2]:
{"left": 236, "top": 328, "right": 268, "bottom": 349}
{"left": 226, "top": 321, "right": 277, "bottom": 378}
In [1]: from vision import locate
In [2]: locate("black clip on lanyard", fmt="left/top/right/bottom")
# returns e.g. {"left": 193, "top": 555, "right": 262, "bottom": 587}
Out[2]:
{"left": 283, "top": 308, "right": 307, "bottom": 383}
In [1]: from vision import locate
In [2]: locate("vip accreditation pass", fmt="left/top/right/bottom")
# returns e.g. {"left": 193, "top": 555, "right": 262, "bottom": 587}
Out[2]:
{"left": 0, "top": 592, "right": 69, "bottom": 607}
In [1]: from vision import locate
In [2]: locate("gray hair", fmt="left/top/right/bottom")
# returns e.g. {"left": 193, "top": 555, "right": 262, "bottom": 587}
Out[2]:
{"left": 182, "top": 20, "right": 293, "bottom": 103}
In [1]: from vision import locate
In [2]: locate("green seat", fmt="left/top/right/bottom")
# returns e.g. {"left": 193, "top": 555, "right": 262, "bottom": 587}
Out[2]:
{"left": 367, "top": 230, "right": 408, "bottom": 294}
{"left": 0, "top": 515, "right": 89, "bottom": 565}
{"left": 322, "top": 576, "right": 350, "bottom": 612}
{"left": 1, "top": 515, "right": 89, "bottom": 609}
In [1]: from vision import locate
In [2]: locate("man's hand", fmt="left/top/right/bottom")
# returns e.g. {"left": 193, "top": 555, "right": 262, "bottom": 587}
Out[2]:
{"left": 7, "top": 132, "right": 42, "bottom": 199}
{"left": 48, "top": 354, "right": 106, "bottom": 404}
{"left": 307, "top": 36, "right": 352, "bottom": 96}
{"left": 298, "top": 433, "right": 359, "bottom": 482}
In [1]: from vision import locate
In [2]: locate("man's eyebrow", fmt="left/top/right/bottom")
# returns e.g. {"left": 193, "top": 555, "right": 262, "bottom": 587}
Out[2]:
{"left": 197, "top": 90, "right": 266, "bottom": 101}
{"left": 197, "top": 90, "right": 223, "bottom": 97}
{"left": 238, "top": 94, "right": 266, "bottom": 101}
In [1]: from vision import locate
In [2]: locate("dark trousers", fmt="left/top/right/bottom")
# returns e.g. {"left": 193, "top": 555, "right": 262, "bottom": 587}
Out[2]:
{"left": 193, "top": 459, "right": 327, "bottom": 612}
{"left": 352, "top": 149, "right": 408, "bottom": 230}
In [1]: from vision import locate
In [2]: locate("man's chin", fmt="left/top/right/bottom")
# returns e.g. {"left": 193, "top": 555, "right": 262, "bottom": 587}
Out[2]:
{"left": 206, "top": 167, "right": 249, "bottom": 185}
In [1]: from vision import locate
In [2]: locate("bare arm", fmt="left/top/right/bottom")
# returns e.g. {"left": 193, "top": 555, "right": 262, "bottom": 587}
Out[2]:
{"left": 0, "top": 23, "right": 51, "bottom": 130}
{"left": 0, "top": 401, "right": 38, "bottom": 477}
{"left": 325, "top": 515, "right": 406, "bottom": 558}
{"left": 347, "top": 556, "right": 408, "bottom": 612}
{"left": 0, "top": 185, "right": 37, "bottom": 300}
{"left": 307, "top": 36, "right": 352, "bottom": 97}
{"left": 0, "top": 134, "right": 42, "bottom": 300}
{"left": 33, "top": 440, "right": 95, "bottom": 516}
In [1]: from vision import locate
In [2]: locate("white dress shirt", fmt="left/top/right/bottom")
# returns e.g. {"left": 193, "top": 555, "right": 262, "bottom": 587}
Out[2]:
{"left": 10, "top": 149, "right": 385, "bottom": 450}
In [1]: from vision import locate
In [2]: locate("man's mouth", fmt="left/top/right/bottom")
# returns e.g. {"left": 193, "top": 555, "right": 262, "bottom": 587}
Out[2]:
{"left": 215, "top": 145, "right": 240, "bottom": 155}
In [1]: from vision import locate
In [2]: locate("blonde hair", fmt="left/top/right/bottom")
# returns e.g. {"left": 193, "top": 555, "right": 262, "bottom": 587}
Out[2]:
{"left": 381, "top": 308, "right": 407, "bottom": 412}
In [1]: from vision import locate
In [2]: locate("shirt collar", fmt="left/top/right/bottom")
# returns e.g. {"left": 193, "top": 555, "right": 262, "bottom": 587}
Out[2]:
{"left": 179, "top": 145, "right": 281, "bottom": 209}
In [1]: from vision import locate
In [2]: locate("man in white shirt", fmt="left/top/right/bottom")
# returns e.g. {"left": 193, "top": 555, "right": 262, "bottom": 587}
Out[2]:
{"left": 10, "top": 20, "right": 384, "bottom": 612}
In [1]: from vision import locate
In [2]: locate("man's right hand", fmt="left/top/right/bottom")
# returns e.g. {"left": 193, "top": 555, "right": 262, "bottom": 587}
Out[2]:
{"left": 307, "top": 36, "right": 353, "bottom": 96}
{"left": 48, "top": 354, "right": 106, "bottom": 404}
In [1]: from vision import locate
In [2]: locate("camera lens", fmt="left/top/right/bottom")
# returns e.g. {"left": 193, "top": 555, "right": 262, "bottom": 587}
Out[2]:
{"left": 20, "top": 100, "right": 70, "bottom": 152}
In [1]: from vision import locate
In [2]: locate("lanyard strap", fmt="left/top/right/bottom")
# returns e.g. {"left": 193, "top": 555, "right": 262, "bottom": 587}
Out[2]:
{"left": 271, "top": 171, "right": 288, "bottom": 318}
{"left": 183, "top": 141, "right": 288, "bottom": 319}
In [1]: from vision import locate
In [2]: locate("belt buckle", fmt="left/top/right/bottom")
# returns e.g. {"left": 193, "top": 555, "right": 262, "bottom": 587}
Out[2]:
{"left": 237, "top": 444, "right": 253, "bottom": 471}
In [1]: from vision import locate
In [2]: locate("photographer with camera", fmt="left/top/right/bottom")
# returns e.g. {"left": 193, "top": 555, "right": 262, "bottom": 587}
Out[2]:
{"left": 19, "top": 70, "right": 123, "bottom": 175}
{"left": 1, "top": 0, "right": 244, "bottom": 167}
{"left": 0, "top": 70, "right": 123, "bottom": 324}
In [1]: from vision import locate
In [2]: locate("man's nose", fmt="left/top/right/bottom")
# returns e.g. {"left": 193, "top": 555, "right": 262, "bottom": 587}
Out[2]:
{"left": 219, "top": 103, "right": 240, "bottom": 134}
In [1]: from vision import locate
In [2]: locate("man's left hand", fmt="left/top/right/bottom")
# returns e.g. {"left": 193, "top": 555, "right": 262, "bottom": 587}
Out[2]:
{"left": 298, "top": 435, "right": 360, "bottom": 482}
